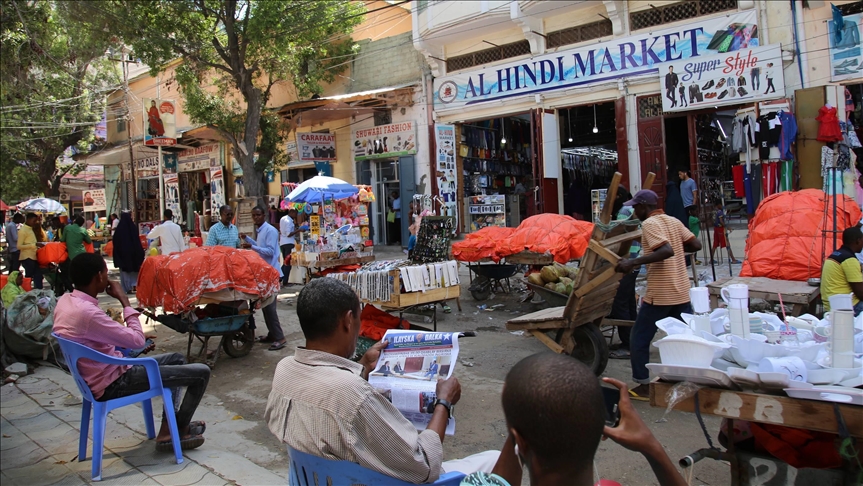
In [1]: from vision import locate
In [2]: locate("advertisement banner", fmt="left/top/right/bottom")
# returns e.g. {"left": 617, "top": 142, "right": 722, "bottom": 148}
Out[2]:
{"left": 164, "top": 174, "right": 181, "bottom": 222}
{"left": 143, "top": 98, "right": 177, "bottom": 146}
{"left": 83, "top": 189, "right": 106, "bottom": 212}
{"left": 434, "top": 124, "right": 459, "bottom": 224}
{"left": 353, "top": 121, "right": 417, "bottom": 161}
{"left": 434, "top": 10, "right": 759, "bottom": 109}
{"left": 136, "top": 155, "right": 161, "bottom": 179}
{"left": 828, "top": 10, "right": 862, "bottom": 82}
{"left": 297, "top": 132, "right": 336, "bottom": 162}
{"left": 657, "top": 44, "right": 785, "bottom": 113}
{"left": 178, "top": 144, "right": 219, "bottom": 172}
{"left": 209, "top": 167, "right": 226, "bottom": 208}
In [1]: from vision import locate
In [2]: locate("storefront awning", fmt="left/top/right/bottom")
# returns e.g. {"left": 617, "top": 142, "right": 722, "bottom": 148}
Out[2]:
{"left": 277, "top": 83, "right": 416, "bottom": 127}
{"left": 72, "top": 126, "right": 209, "bottom": 166}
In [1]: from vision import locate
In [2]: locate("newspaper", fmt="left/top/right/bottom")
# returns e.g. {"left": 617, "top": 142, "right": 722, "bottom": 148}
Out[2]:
{"left": 368, "top": 330, "right": 460, "bottom": 435}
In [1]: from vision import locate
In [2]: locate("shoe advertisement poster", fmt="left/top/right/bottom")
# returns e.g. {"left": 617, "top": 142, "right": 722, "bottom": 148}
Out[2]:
{"left": 656, "top": 44, "right": 785, "bottom": 113}
{"left": 353, "top": 121, "right": 417, "bottom": 161}
{"left": 828, "top": 10, "right": 862, "bottom": 82}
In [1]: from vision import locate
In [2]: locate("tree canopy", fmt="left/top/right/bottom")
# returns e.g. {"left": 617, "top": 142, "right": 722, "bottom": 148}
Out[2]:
{"left": 0, "top": 0, "right": 119, "bottom": 201}
{"left": 90, "top": 0, "right": 364, "bottom": 205}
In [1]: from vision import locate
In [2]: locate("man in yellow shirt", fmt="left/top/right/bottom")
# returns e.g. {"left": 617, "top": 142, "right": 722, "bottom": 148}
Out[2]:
{"left": 17, "top": 213, "right": 46, "bottom": 289}
{"left": 821, "top": 226, "right": 863, "bottom": 316}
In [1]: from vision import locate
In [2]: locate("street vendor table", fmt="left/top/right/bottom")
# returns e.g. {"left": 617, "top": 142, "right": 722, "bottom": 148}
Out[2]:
{"left": 365, "top": 283, "right": 461, "bottom": 333}
{"left": 303, "top": 255, "right": 376, "bottom": 283}
{"left": 708, "top": 276, "right": 820, "bottom": 316}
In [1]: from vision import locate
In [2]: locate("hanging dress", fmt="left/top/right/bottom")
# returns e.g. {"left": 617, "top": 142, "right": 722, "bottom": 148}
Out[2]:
{"left": 815, "top": 106, "right": 843, "bottom": 143}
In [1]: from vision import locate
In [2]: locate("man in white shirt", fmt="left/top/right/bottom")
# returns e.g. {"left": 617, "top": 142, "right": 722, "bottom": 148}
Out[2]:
{"left": 279, "top": 209, "right": 300, "bottom": 286}
{"left": 147, "top": 209, "right": 187, "bottom": 255}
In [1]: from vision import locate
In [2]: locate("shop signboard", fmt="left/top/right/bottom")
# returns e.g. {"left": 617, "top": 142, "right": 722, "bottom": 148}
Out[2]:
{"left": 297, "top": 132, "right": 336, "bottom": 162}
{"left": 353, "top": 121, "right": 417, "bottom": 161}
{"left": 143, "top": 98, "right": 177, "bottom": 146}
{"left": 434, "top": 10, "right": 759, "bottom": 110}
{"left": 434, "top": 124, "right": 459, "bottom": 224}
{"left": 467, "top": 194, "right": 505, "bottom": 231}
{"left": 210, "top": 167, "right": 226, "bottom": 208}
{"left": 136, "top": 155, "right": 161, "bottom": 179}
{"left": 83, "top": 189, "right": 106, "bottom": 212}
{"left": 178, "top": 143, "right": 219, "bottom": 172}
{"left": 828, "top": 10, "right": 862, "bottom": 82}
{"left": 164, "top": 174, "right": 181, "bottom": 222}
{"left": 285, "top": 140, "right": 300, "bottom": 164}
{"left": 656, "top": 44, "right": 785, "bottom": 113}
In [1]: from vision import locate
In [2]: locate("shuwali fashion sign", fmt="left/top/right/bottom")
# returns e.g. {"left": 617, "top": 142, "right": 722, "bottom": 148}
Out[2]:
{"left": 353, "top": 121, "right": 417, "bottom": 161}
{"left": 434, "top": 10, "right": 759, "bottom": 110}
{"left": 143, "top": 98, "right": 177, "bottom": 146}
{"left": 297, "top": 132, "right": 336, "bottom": 162}
{"left": 657, "top": 44, "right": 785, "bottom": 113}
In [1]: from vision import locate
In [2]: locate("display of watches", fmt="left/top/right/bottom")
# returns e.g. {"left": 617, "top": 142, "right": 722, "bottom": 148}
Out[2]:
{"left": 433, "top": 398, "right": 454, "bottom": 418}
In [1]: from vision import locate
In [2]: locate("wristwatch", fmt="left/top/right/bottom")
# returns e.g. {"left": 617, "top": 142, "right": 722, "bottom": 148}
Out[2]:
{"left": 433, "top": 398, "right": 454, "bottom": 418}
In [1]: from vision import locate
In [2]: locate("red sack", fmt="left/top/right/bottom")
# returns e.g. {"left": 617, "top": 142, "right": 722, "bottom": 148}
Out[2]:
{"left": 499, "top": 214, "right": 594, "bottom": 263}
{"left": 84, "top": 241, "right": 95, "bottom": 254}
{"left": 37, "top": 242, "right": 68, "bottom": 266}
{"left": 740, "top": 190, "right": 862, "bottom": 281}
{"left": 749, "top": 423, "right": 842, "bottom": 469}
{"left": 103, "top": 241, "right": 114, "bottom": 257}
{"left": 0, "top": 275, "right": 32, "bottom": 291}
{"left": 360, "top": 304, "right": 409, "bottom": 341}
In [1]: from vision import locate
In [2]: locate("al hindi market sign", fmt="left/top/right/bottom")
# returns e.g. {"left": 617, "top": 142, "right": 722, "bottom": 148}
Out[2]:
{"left": 434, "top": 10, "right": 759, "bottom": 109}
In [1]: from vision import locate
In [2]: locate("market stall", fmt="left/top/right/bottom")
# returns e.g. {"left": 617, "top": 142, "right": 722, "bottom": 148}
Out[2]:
{"left": 284, "top": 176, "right": 376, "bottom": 282}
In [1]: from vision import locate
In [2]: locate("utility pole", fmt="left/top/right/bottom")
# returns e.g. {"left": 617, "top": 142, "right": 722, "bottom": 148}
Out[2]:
{"left": 156, "top": 75, "right": 165, "bottom": 219}
{"left": 122, "top": 49, "right": 138, "bottom": 219}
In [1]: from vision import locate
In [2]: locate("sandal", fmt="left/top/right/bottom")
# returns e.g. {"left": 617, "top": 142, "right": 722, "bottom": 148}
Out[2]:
{"left": 268, "top": 340, "right": 287, "bottom": 351}
{"left": 188, "top": 421, "right": 206, "bottom": 436}
{"left": 609, "top": 349, "right": 631, "bottom": 359}
{"left": 628, "top": 384, "right": 650, "bottom": 402}
{"left": 255, "top": 335, "right": 276, "bottom": 344}
{"left": 155, "top": 434, "right": 205, "bottom": 452}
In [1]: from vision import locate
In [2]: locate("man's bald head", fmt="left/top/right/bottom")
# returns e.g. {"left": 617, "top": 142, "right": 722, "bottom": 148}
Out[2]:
{"left": 502, "top": 352, "right": 605, "bottom": 472}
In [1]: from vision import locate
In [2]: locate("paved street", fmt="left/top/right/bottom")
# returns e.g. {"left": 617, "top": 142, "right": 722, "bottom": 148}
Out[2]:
{"left": 1, "top": 234, "right": 753, "bottom": 485}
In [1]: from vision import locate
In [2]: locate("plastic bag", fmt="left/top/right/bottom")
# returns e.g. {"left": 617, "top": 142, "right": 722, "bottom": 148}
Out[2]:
{"left": 657, "top": 381, "right": 702, "bottom": 423}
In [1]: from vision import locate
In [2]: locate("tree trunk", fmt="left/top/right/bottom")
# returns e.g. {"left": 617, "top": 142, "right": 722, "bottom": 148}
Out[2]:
{"left": 235, "top": 85, "right": 265, "bottom": 208}
{"left": 39, "top": 154, "right": 60, "bottom": 197}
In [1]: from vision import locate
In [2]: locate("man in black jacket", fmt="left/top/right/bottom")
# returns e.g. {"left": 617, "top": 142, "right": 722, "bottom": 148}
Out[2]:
{"left": 664, "top": 66, "right": 679, "bottom": 107}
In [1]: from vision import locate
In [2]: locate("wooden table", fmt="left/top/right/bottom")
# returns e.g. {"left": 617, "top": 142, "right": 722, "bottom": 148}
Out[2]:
{"left": 650, "top": 381, "right": 862, "bottom": 439}
{"left": 707, "top": 276, "right": 820, "bottom": 315}
{"left": 305, "top": 255, "right": 376, "bottom": 283}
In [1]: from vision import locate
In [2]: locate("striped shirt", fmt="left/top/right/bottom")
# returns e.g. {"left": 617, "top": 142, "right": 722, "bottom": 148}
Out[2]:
{"left": 205, "top": 221, "right": 240, "bottom": 248}
{"left": 265, "top": 348, "right": 444, "bottom": 483}
{"left": 642, "top": 210, "right": 695, "bottom": 306}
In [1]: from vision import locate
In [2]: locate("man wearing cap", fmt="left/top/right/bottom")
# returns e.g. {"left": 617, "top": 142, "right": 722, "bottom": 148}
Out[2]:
{"left": 614, "top": 190, "right": 702, "bottom": 399}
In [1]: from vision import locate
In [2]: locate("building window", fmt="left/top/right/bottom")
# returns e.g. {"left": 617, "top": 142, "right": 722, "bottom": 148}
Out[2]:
{"left": 374, "top": 109, "right": 392, "bottom": 126}
{"left": 546, "top": 19, "right": 614, "bottom": 49}
{"left": 630, "top": 0, "right": 738, "bottom": 31}
{"left": 446, "top": 40, "right": 531, "bottom": 72}
{"left": 837, "top": 2, "right": 863, "bottom": 16}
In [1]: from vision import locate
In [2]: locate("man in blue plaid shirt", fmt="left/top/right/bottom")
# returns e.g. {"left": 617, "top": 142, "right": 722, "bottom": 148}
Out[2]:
{"left": 205, "top": 205, "right": 240, "bottom": 248}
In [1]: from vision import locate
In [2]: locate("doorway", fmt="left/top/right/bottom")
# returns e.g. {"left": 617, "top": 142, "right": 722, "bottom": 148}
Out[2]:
{"left": 371, "top": 158, "right": 400, "bottom": 245}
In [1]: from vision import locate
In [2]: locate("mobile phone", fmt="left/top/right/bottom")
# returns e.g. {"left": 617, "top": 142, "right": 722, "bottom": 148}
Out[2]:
{"left": 601, "top": 385, "right": 621, "bottom": 427}
{"left": 127, "top": 338, "right": 154, "bottom": 358}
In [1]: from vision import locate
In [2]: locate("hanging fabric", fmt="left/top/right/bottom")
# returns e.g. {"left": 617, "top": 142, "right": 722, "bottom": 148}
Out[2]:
{"left": 779, "top": 160, "right": 793, "bottom": 192}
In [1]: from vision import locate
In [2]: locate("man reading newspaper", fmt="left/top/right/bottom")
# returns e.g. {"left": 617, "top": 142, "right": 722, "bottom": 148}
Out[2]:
{"left": 265, "top": 278, "right": 498, "bottom": 483}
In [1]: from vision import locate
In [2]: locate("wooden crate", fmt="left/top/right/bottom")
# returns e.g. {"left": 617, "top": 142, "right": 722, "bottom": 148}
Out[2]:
{"left": 360, "top": 269, "right": 460, "bottom": 308}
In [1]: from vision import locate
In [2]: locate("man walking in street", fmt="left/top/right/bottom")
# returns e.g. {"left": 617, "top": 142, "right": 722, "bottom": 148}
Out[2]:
{"left": 665, "top": 66, "right": 679, "bottom": 108}
{"left": 614, "top": 190, "right": 702, "bottom": 399}
{"left": 147, "top": 209, "right": 187, "bottom": 255}
{"left": 279, "top": 208, "right": 300, "bottom": 286}
{"left": 242, "top": 206, "right": 286, "bottom": 351}
{"left": 205, "top": 205, "right": 240, "bottom": 248}
{"left": 18, "top": 213, "right": 46, "bottom": 289}
{"left": 5, "top": 213, "right": 23, "bottom": 274}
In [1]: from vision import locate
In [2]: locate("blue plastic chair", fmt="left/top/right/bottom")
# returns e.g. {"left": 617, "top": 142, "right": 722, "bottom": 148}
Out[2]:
{"left": 287, "top": 446, "right": 466, "bottom": 486}
{"left": 52, "top": 333, "right": 183, "bottom": 481}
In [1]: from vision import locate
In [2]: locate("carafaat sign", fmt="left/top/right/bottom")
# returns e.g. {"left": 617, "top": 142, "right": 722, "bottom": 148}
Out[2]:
{"left": 434, "top": 10, "right": 759, "bottom": 109}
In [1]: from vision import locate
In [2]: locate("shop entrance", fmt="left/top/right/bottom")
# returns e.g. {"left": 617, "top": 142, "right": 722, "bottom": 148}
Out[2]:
{"left": 558, "top": 101, "right": 618, "bottom": 221}
{"left": 371, "top": 158, "right": 400, "bottom": 246}
{"left": 636, "top": 94, "right": 667, "bottom": 207}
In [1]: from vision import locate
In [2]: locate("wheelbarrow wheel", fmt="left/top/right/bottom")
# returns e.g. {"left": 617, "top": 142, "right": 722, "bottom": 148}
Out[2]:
{"left": 469, "top": 276, "right": 491, "bottom": 301}
{"left": 569, "top": 323, "right": 608, "bottom": 376}
{"left": 222, "top": 323, "right": 254, "bottom": 358}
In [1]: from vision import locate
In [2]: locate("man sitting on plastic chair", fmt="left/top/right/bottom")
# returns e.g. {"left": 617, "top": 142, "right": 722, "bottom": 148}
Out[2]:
{"left": 53, "top": 253, "right": 211, "bottom": 452}
{"left": 265, "top": 278, "right": 498, "bottom": 484}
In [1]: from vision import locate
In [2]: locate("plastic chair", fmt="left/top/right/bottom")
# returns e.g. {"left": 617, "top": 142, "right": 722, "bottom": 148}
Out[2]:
{"left": 52, "top": 333, "right": 183, "bottom": 481}
{"left": 288, "top": 447, "right": 466, "bottom": 486}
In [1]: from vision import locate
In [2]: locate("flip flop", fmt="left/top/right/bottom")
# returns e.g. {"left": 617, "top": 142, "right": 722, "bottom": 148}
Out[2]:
{"left": 268, "top": 341, "right": 287, "bottom": 351}
{"left": 255, "top": 335, "right": 276, "bottom": 344}
{"left": 628, "top": 385, "right": 650, "bottom": 402}
{"left": 609, "top": 349, "right": 631, "bottom": 359}
{"left": 155, "top": 435, "right": 205, "bottom": 453}
{"left": 188, "top": 421, "right": 206, "bottom": 436}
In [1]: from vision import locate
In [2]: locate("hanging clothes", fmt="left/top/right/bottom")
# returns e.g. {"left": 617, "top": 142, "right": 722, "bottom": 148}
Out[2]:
{"left": 762, "top": 161, "right": 780, "bottom": 197}
{"left": 779, "top": 160, "right": 794, "bottom": 192}
{"left": 744, "top": 166, "right": 754, "bottom": 215}
{"left": 777, "top": 111, "right": 798, "bottom": 160}
{"left": 816, "top": 105, "right": 843, "bottom": 142}
{"left": 755, "top": 112, "right": 782, "bottom": 160}
{"left": 732, "top": 164, "right": 746, "bottom": 197}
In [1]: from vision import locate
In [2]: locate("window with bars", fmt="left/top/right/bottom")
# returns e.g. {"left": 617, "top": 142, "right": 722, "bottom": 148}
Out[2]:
{"left": 837, "top": 2, "right": 863, "bottom": 16}
{"left": 630, "top": 0, "right": 738, "bottom": 31}
{"left": 547, "top": 19, "right": 614, "bottom": 49}
{"left": 446, "top": 40, "right": 531, "bottom": 72}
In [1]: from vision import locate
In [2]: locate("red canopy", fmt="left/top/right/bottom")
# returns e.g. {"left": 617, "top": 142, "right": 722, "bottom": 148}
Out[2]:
{"left": 0, "top": 200, "right": 10, "bottom": 211}
{"left": 740, "top": 189, "right": 862, "bottom": 282}
{"left": 137, "top": 246, "right": 281, "bottom": 313}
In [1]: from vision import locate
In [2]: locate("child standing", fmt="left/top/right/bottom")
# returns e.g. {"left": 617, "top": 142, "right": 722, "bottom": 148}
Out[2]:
{"left": 710, "top": 201, "right": 741, "bottom": 264}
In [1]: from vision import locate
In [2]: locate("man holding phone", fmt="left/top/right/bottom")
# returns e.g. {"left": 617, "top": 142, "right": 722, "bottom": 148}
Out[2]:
{"left": 461, "top": 353, "right": 686, "bottom": 486}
